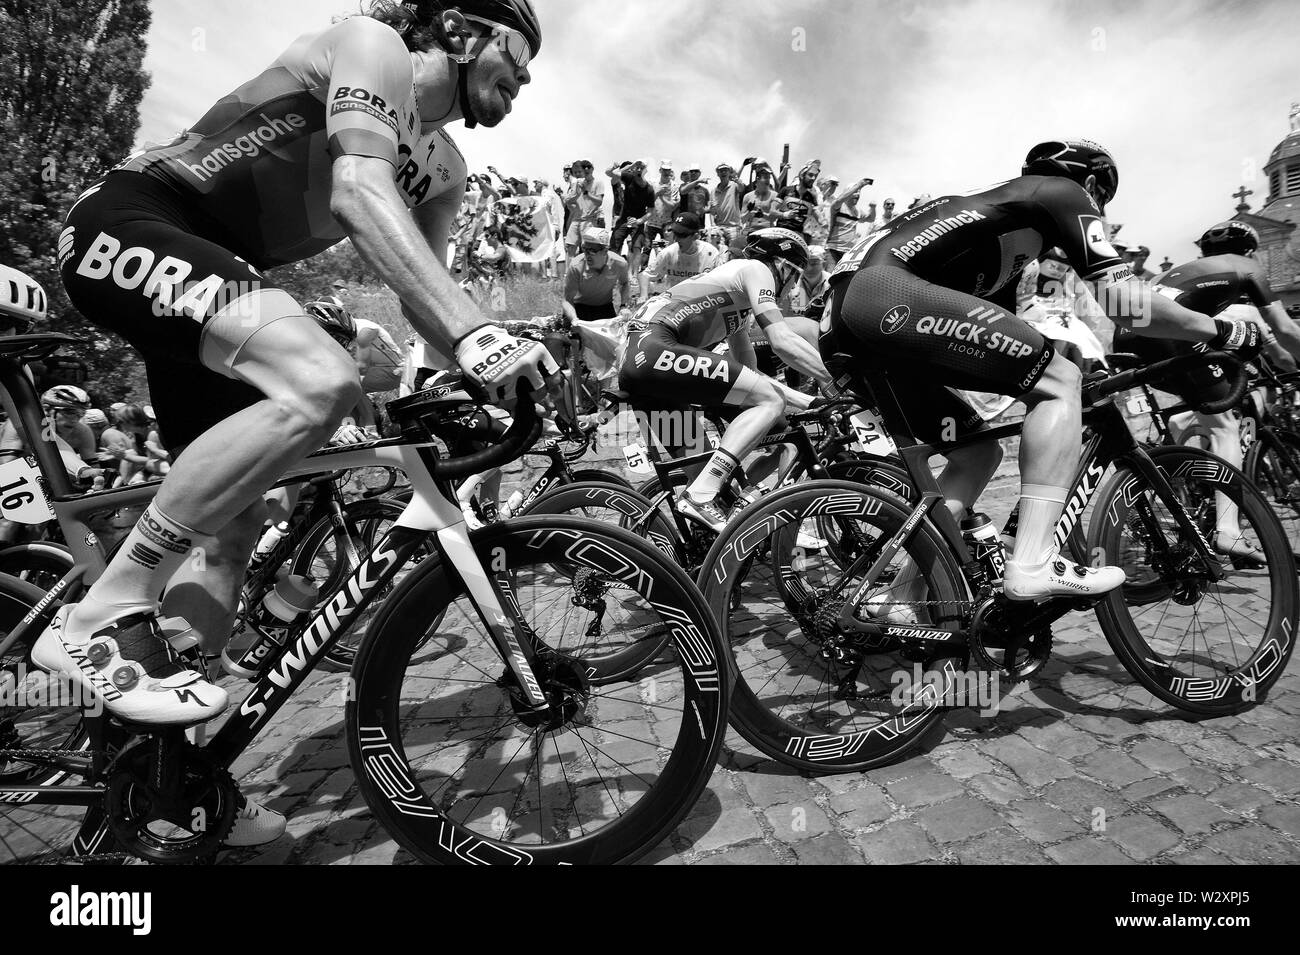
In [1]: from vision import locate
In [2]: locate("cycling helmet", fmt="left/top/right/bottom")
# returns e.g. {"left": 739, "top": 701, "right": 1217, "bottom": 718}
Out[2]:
{"left": 0, "top": 264, "right": 47, "bottom": 332}
{"left": 744, "top": 228, "right": 810, "bottom": 271}
{"left": 403, "top": 1, "right": 541, "bottom": 128}
{"left": 305, "top": 296, "right": 358, "bottom": 348}
{"left": 42, "top": 385, "right": 91, "bottom": 410}
{"left": 1022, "top": 139, "right": 1119, "bottom": 209}
{"left": 1198, "top": 220, "right": 1259, "bottom": 257}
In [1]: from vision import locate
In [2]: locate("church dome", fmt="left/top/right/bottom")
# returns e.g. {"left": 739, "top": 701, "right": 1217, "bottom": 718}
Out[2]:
{"left": 1268, "top": 130, "right": 1300, "bottom": 167}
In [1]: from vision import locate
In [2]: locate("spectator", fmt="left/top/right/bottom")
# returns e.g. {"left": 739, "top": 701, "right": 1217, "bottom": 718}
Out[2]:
{"left": 610, "top": 160, "right": 657, "bottom": 283}
{"left": 867, "top": 197, "right": 899, "bottom": 234}
{"left": 677, "top": 162, "right": 711, "bottom": 220}
{"left": 740, "top": 166, "right": 779, "bottom": 236}
{"left": 826, "top": 177, "right": 873, "bottom": 264}
{"left": 101, "top": 404, "right": 154, "bottom": 487}
{"left": 563, "top": 160, "right": 605, "bottom": 257}
{"left": 644, "top": 160, "right": 680, "bottom": 247}
{"left": 1124, "top": 243, "right": 1155, "bottom": 281}
{"left": 533, "top": 178, "right": 562, "bottom": 277}
{"left": 709, "top": 162, "right": 744, "bottom": 252}
{"left": 783, "top": 245, "right": 832, "bottom": 316}
{"left": 640, "top": 212, "right": 719, "bottom": 297}
{"left": 564, "top": 226, "right": 630, "bottom": 321}
{"left": 781, "top": 159, "right": 826, "bottom": 243}
{"left": 908, "top": 193, "right": 932, "bottom": 210}
{"left": 605, "top": 159, "right": 628, "bottom": 224}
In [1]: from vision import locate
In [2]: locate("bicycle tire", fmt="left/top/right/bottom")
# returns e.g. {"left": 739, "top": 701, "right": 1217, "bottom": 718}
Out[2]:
{"left": 523, "top": 482, "right": 685, "bottom": 682}
{"left": 701, "top": 480, "right": 969, "bottom": 774}
{"left": 346, "top": 515, "right": 728, "bottom": 864}
{"left": 290, "top": 498, "right": 437, "bottom": 673}
{"left": 567, "top": 467, "right": 634, "bottom": 491}
{"left": 0, "top": 542, "right": 74, "bottom": 592}
{"left": 1088, "top": 446, "right": 1298, "bottom": 715}
{"left": 0, "top": 571, "right": 94, "bottom": 863}
{"left": 1244, "top": 427, "right": 1300, "bottom": 563}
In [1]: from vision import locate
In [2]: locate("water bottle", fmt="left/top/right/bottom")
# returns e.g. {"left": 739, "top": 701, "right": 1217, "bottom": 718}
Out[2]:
{"left": 499, "top": 489, "right": 526, "bottom": 519}
{"left": 221, "top": 572, "right": 319, "bottom": 679}
{"left": 250, "top": 521, "right": 290, "bottom": 566}
{"left": 961, "top": 511, "right": 1005, "bottom": 584}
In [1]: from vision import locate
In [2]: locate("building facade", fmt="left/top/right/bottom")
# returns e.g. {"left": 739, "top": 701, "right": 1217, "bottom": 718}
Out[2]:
{"left": 1235, "top": 104, "right": 1300, "bottom": 309}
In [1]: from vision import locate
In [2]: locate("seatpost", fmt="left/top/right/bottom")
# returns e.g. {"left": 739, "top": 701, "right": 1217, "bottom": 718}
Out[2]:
{"left": 0, "top": 356, "right": 76, "bottom": 499}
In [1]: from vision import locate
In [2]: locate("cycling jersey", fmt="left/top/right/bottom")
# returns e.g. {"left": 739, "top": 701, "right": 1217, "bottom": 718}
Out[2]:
{"left": 1112, "top": 253, "right": 1275, "bottom": 406}
{"left": 620, "top": 258, "right": 780, "bottom": 409}
{"left": 645, "top": 241, "right": 720, "bottom": 291}
{"left": 823, "top": 176, "right": 1130, "bottom": 437}
{"left": 58, "top": 17, "right": 468, "bottom": 448}
{"left": 112, "top": 16, "right": 466, "bottom": 269}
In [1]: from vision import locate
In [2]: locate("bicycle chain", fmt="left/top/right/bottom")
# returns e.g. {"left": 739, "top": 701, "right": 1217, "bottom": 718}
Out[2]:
{"left": 0, "top": 748, "right": 89, "bottom": 761}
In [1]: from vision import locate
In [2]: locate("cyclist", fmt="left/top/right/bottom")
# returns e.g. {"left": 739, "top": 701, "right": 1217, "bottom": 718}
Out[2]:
{"left": 37, "top": 1, "right": 552, "bottom": 844}
{"left": 821, "top": 140, "right": 1268, "bottom": 602}
{"left": 619, "top": 227, "right": 830, "bottom": 529}
{"left": 1112, "top": 219, "right": 1300, "bottom": 559}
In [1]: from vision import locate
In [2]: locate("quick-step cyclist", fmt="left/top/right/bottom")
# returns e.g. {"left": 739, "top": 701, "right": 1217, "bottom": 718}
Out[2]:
{"left": 821, "top": 140, "right": 1268, "bottom": 603}
{"left": 619, "top": 228, "right": 830, "bottom": 530}
{"left": 35, "top": 0, "right": 553, "bottom": 846}
{"left": 1113, "top": 219, "right": 1300, "bottom": 560}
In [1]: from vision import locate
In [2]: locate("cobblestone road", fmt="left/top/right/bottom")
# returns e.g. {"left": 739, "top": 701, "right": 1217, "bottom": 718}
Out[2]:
{"left": 4, "top": 434, "right": 1298, "bottom": 865}
{"left": 219, "top": 442, "right": 1299, "bottom": 866}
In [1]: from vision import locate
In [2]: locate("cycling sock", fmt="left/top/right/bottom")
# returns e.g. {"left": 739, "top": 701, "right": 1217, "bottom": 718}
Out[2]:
{"left": 1009, "top": 485, "right": 1068, "bottom": 569}
{"left": 69, "top": 503, "right": 204, "bottom": 636}
{"left": 687, "top": 447, "right": 741, "bottom": 501}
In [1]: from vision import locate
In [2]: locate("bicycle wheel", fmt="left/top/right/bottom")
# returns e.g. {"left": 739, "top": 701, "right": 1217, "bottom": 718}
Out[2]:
{"left": 0, "top": 572, "right": 93, "bottom": 863}
{"left": 525, "top": 482, "right": 685, "bottom": 682}
{"left": 0, "top": 542, "right": 74, "bottom": 592}
{"left": 568, "top": 468, "right": 634, "bottom": 491}
{"left": 1245, "top": 427, "right": 1300, "bottom": 563}
{"left": 347, "top": 515, "right": 727, "bottom": 864}
{"left": 701, "top": 480, "right": 970, "bottom": 774}
{"left": 290, "top": 499, "right": 436, "bottom": 673}
{"left": 1089, "top": 446, "right": 1298, "bottom": 714}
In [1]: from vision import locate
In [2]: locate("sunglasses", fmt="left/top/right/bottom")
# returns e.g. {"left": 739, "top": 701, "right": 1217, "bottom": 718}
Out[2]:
{"left": 582, "top": 245, "right": 608, "bottom": 254}
{"left": 463, "top": 15, "right": 533, "bottom": 69}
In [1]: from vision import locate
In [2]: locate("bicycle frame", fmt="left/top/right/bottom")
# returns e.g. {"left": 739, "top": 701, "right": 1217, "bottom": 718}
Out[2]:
{"left": 830, "top": 373, "right": 1227, "bottom": 641}
{"left": 0, "top": 365, "right": 554, "bottom": 807}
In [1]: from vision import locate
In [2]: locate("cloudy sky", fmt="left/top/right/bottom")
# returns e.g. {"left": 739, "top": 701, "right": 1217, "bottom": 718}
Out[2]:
{"left": 134, "top": 0, "right": 1299, "bottom": 263}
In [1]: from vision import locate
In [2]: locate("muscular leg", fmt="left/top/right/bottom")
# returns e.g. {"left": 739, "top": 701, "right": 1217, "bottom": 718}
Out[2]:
{"left": 1200, "top": 410, "right": 1252, "bottom": 553}
{"left": 685, "top": 369, "right": 783, "bottom": 501}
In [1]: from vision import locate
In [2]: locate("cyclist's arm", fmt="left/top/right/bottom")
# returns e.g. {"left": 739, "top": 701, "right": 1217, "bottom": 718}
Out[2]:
{"left": 741, "top": 264, "right": 830, "bottom": 382}
{"left": 727, "top": 325, "right": 758, "bottom": 371}
{"left": 1256, "top": 301, "right": 1300, "bottom": 369}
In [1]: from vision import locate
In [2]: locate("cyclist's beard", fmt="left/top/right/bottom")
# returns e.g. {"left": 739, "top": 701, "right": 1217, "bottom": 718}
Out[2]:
{"left": 464, "top": 64, "right": 511, "bottom": 127}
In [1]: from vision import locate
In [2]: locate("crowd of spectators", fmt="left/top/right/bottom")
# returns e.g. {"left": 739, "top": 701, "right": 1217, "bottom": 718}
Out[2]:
{"left": 449, "top": 155, "right": 1175, "bottom": 326}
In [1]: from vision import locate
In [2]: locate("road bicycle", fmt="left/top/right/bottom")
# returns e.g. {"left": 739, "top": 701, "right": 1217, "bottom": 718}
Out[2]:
{"left": 697, "top": 348, "right": 1297, "bottom": 773}
{"left": 0, "top": 333, "right": 728, "bottom": 864}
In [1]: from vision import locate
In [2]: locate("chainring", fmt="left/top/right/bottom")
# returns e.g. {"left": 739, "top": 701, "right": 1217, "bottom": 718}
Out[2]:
{"left": 968, "top": 596, "right": 1053, "bottom": 683}
{"left": 104, "top": 738, "right": 237, "bottom": 864}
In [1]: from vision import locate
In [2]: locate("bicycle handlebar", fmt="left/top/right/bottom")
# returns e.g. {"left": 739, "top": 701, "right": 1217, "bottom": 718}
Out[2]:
{"left": 1083, "top": 349, "right": 1246, "bottom": 415}
{"left": 431, "top": 392, "right": 542, "bottom": 481}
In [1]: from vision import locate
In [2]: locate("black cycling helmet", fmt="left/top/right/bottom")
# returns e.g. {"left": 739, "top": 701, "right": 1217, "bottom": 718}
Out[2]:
{"left": 403, "top": 0, "right": 540, "bottom": 55}
{"left": 305, "top": 296, "right": 358, "bottom": 348}
{"left": 744, "top": 227, "right": 810, "bottom": 271}
{"left": 1022, "top": 139, "right": 1119, "bottom": 209}
{"left": 1198, "top": 220, "right": 1259, "bottom": 257}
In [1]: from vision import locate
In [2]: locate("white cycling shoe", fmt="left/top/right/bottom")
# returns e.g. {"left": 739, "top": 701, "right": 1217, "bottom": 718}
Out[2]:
{"left": 1002, "top": 555, "right": 1126, "bottom": 602}
{"left": 676, "top": 491, "right": 730, "bottom": 532}
{"left": 225, "top": 795, "right": 288, "bottom": 848}
{"left": 31, "top": 606, "right": 228, "bottom": 726}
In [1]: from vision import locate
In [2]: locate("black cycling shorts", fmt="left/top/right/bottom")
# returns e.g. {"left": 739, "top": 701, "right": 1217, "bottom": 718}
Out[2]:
{"left": 823, "top": 265, "right": 1052, "bottom": 442}
{"left": 619, "top": 321, "right": 747, "bottom": 410}
{"left": 59, "top": 172, "right": 277, "bottom": 449}
{"left": 1111, "top": 329, "right": 1233, "bottom": 406}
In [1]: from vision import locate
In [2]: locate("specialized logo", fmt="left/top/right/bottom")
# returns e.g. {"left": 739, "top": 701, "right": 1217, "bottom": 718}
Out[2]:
{"left": 913, "top": 311, "right": 1034, "bottom": 358}
{"left": 1054, "top": 457, "right": 1106, "bottom": 547}
{"left": 652, "top": 349, "right": 731, "bottom": 381}
{"left": 127, "top": 543, "right": 162, "bottom": 569}
{"left": 889, "top": 209, "right": 987, "bottom": 262}
{"left": 181, "top": 111, "right": 307, "bottom": 183}
{"left": 880, "top": 305, "right": 910, "bottom": 335}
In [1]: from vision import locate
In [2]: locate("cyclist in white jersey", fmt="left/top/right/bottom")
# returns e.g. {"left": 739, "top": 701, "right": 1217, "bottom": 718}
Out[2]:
{"left": 620, "top": 228, "right": 829, "bottom": 529}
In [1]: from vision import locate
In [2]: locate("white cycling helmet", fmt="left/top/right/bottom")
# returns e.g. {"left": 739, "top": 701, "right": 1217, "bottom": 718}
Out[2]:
{"left": 0, "top": 264, "right": 48, "bottom": 331}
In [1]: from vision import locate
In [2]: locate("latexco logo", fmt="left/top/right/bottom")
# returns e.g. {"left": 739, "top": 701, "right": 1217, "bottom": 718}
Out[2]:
{"left": 879, "top": 304, "right": 910, "bottom": 335}
{"left": 49, "top": 885, "right": 151, "bottom": 935}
